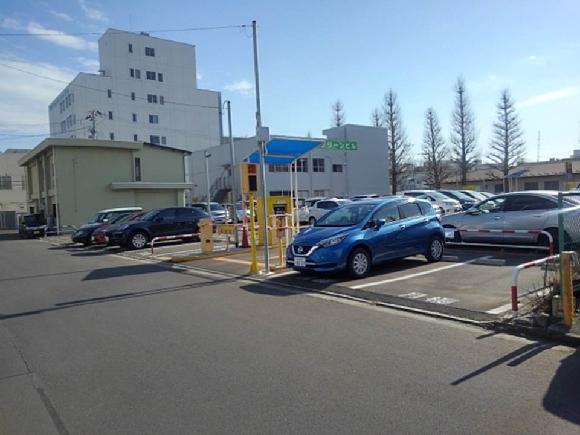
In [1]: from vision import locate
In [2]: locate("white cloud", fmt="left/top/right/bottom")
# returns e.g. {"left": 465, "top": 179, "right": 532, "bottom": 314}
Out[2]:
{"left": 518, "top": 86, "right": 579, "bottom": 108}
{"left": 27, "top": 22, "right": 97, "bottom": 51}
{"left": 0, "top": 56, "right": 75, "bottom": 134}
{"left": 78, "top": 0, "right": 108, "bottom": 22}
{"left": 77, "top": 56, "right": 100, "bottom": 70}
{"left": 0, "top": 17, "right": 25, "bottom": 31}
{"left": 224, "top": 79, "right": 254, "bottom": 95}
{"left": 49, "top": 10, "right": 74, "bottom": 22}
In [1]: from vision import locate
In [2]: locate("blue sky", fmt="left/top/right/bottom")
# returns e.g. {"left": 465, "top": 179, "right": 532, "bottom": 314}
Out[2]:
{"left": 1, "top": 0, "right": 579, "bottom": 161}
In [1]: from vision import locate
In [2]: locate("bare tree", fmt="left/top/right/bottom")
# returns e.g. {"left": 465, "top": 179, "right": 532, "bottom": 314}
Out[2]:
{"left": 370, "top": 108, "right": 382, "bottom": 127}
{"left": 450, "top": 77, "right": 478, "bottom": 185}
{"left": 422, "top": 107, "right": 450, "bottom": 189}
{"left": 382, "top": 90, "right": 411, "bottom": 194}
{"left": 331, "top": 99, "right": 345, "bottom": 127}
{"left": 489, "top": 89, "right": 525, "bottom": 192}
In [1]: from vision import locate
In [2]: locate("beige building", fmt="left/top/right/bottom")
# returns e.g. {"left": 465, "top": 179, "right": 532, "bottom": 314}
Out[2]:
{"left": 440, "top": 159, "right": 580, "bottom": 193}
{"left": 0, "top": 149, "right": 29, "bottom": 228}
{"left": 19, "top": 138, "right": 191, "bottom": 228}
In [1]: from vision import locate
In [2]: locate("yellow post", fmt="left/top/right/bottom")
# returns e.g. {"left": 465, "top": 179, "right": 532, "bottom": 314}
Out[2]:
{"left": 199, "top": 218, "right": 214, "bottom": 254}
{"left": 248, "top": 192, "right": 259, "bottom": 273}
{"left": 562, "top": 252, "right": 576, "bottom": 327}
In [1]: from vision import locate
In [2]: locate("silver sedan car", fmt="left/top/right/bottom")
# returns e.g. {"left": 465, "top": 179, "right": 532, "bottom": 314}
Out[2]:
{"left": 441, "top": 191, "right": 580, "bottom": 247}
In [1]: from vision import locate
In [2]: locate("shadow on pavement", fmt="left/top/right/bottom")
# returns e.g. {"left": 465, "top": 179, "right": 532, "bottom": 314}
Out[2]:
{"left": 0, "top": 269, "right": 96, "bottom": 283}
{"left": 451, "top": 341, "right": 555, "bottom": 386}
{"left": 543, "top": 348, "right": 580, "bottom": 425}
{"left": 82, "top": 264, "right": 165, "bottom": 280}
{"left": 0, "top": 276, "right": 239, "bottom": 320}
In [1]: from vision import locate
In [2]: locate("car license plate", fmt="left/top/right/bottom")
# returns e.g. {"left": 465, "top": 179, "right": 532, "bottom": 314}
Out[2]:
{"left": 33, "top": 231, "right": 40, "bottom": 235}
{"left": 445, "top": 229, "right": 455, "bottom": 239}
{"left": 294, "top": 257, "right": 306, "bottom": 267}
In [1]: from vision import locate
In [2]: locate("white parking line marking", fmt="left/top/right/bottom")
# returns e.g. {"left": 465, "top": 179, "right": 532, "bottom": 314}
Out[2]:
{"left": 425, "top": 296, "right": 459, "bottom": 305}
{"left": 399, "top": 292, "right": 428, "bottom": 299}
{"left": 349, "top": 256, "right": 492, "bottom": 289}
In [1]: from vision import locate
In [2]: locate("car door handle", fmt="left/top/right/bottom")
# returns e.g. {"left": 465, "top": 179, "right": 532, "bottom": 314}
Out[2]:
{"left": 399, "top": 224, "right": 406, "bottom": 230}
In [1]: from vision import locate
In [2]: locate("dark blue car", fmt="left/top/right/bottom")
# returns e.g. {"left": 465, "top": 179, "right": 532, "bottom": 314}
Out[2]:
{"left": 287, "top": 197, "right": 445, "bottom": 278}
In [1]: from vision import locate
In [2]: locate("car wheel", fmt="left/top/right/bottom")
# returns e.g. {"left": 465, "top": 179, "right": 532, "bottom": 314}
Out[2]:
{"left": 425, "top": 236, "right": 444, "bottom": 263}
{"left": 309, "top": 217, "right": 316, "bottom": 226}
{"left": 128, "top": 231, "right": 149, "bottom": 250}
{"left": 347, "top": 247, "right": 371, "bottom": 278}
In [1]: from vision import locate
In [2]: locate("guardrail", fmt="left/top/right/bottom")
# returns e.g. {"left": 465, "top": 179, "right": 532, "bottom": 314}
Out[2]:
{"left": 511, "top": 254, "right": 559, "bottom": 316}
{"left": 446, "top": 228, "right": 554, "bottom": 255}
{"left": 150, "top": 233, "right": 198, "bottom": 254}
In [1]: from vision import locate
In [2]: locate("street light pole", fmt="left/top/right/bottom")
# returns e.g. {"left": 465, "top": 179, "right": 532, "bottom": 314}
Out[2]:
{"left": 204, "top": 150, "right": 211, "bottom": 216}
{"left": 252, "top": 19, "right": 270, "bottom": 272}
{"left": 225, "top": 100, "right": 239, "bottom": 246}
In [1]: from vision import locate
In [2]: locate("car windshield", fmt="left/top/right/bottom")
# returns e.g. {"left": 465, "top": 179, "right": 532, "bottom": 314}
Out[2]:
{"left": 140, "top": 209, "right": 161, "bottom": 221}
{"left": 108, "top": 213, "right": 129, "bottom": 224}
{"left": 23, "top": 215, "right": 45, "bottom": 226}
{"left": 444, "top": 191, "right": 473, "bottom": 201}
{"left": 425, "top": 191, "right": 453, "bottom": 200}
{"left": 211, "top": 204, "right": 224, "bottom": 211}
{"left": 315, "top": 203, "right": 376, "bottom": 227}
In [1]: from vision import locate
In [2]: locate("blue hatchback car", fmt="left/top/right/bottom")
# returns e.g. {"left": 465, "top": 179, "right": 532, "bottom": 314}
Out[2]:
{"left": 287, "top": 197, "right": 445, "bottom": 278}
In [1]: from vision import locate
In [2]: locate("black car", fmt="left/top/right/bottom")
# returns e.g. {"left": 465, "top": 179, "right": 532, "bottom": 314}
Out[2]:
{"left": 18, "top": 214, "right": 47, "bottom": 239}
{"left": 71, "top": 212, "right": 133, "bottom": 246}
{"left": 438, "top": 190, "right": 478, "bottom": 210}
{"left": 109, "top": 207, "right": 210, "bottom": 250}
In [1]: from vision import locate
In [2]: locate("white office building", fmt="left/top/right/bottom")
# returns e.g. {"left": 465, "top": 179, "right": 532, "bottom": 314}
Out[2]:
{"left": 190, "top": 124, "right": 390, "bottom": 202}
{"left": 48, "top": 28, "right": 222, "bottom": 183}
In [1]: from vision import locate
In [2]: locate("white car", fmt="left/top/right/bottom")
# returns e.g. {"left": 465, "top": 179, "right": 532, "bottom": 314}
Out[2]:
{"left": 400, "top": 190, "right": 462, "bottom": 215}
{"left": 308, "top": 198, "right": 351, "bottom": 224}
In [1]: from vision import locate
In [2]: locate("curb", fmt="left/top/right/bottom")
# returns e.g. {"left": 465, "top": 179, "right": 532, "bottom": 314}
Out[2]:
{"left": 167, "top": 249, "right": 249, "bottom": 263}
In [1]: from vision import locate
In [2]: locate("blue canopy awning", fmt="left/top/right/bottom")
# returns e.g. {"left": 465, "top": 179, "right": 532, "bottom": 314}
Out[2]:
{"left": 245, "top": 138, "right": 324, "bottom": 165}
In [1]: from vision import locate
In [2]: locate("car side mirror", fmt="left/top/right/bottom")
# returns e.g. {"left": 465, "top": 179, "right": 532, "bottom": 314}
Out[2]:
{"left": 375, "top": 218, "right": 387, "bottom": 228}
{"left": 103, "top": 218, "right": 109, "bottom": 223}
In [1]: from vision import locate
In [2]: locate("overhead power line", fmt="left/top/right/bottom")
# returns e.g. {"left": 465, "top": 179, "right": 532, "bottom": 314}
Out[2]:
{"left": 0, "top": 62, "right": 221, "bottom": 110}
{"left": 0, "top": 24, "right": 248, "bottom": 37}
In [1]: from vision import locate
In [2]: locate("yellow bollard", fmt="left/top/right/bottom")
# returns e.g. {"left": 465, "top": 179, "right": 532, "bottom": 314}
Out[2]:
{"left": 562, "top": 252, "right": 576, "bottom": 327}
{"left": 248, "top": 193, "right": 259, "bottom": 273}
{"left": 199, "top": 218, "right": 214, "bottom": 254}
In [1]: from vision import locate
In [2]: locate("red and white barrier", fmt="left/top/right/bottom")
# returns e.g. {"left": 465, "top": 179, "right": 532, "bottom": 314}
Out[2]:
{"left": 449, "top": 228, "right": 554, "bottom": 256}
{"left": 150, "top": 233, "right": 198, "bottom": 254}
{"left": 510, "top": 254, "right": 559, "bottom": 316}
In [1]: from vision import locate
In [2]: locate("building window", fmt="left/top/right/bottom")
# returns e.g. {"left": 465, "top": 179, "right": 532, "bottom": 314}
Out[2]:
{"left": 135, "top": 69, "right": 141, "bottom": 79}
{"left": 0, "top": 175, "right": 12, "bottom": 190}
{"left": 147, "top": 94, "right": 157, "bottom": 103}
{"left": 149, "top": 114, "right": 159, "bottom": 124}
{"left": 544, "top": 180, "right": 559, "bottom": 190}
{"left": 60, "top": 120, "right": 66, "bottom": 133}
{"left": 149, "top": 135, "right": 160, "bottom": 144}
{"left": 27, "top": 169, "right": 33, "bottom": 194}
{"left": 132, "top": 113, "right": 137, "bottom": 122}
{"left": 133, "top": 134, "right": 138, "bottom": 141}
{"left": 158, "top": 73, "right": 163, "bottom": 82}
{"left": 268, "top": 164, "right": 289, "bottom": 172}
{"left": 145, "top": 47, "right": 155, "bottom": 57}
{"left": 524, "top": 181, "right": 539, "bottom": 190}
{"left": 296, "top": 158, "right": 308, "bottom": 172}
{"left": 107, "top": 89, "right": 112, "bottom": 98}
{"left": 161, "top": 136, "right": 166, "bottom": 145}
{"left": 130, "top": 68, "right": 134, "bottom": 77}
{"left": 131, "top": 92, "right": 136, "bottom": 101}
{"left": 128, "top": 43, "right": 133, "bottom": 53}
{"left": 313, "top": 189, "right": 326, "bottom": 196}
{"left": 332, "top": 164, "right": 343, "bottom": 173}
{"left": 313, "top": 158, "right": 325, "bottom": 172}
{"left": 146, "top": 71, "right": 156, "bottom": 80}
{"left": 134, "top": 157, "right": 142, "bottom": 181}
{"left": 109, "top": 132, "right": 115, "bottom": 140}
{"left": 159, "top": 95, "right": 165, "bottom": 105}
{"left": 108, "top": 111, "right": 113, "bottom": 120}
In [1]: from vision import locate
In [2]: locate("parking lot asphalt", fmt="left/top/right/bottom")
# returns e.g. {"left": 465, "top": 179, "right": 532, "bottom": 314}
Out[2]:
{"left": 44, "top": 235, "right": 551, "bottom": 319}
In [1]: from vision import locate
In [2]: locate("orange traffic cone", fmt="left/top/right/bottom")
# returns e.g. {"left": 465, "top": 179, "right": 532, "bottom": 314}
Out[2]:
{"left": 241, "top": 225, "right": 249, "bottom": 248}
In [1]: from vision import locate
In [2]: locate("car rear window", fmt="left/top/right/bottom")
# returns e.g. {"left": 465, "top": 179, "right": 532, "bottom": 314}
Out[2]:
{"left": 398, "top": 202, "right": 422, "bottom": 219}
{"left": 417, "top": 201, "right": 432, "bottom": 215}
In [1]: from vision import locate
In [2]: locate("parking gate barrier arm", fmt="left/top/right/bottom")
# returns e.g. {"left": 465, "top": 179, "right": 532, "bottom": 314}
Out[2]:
{"left": 511, "top": 254, "right": 559, "bottom": 316}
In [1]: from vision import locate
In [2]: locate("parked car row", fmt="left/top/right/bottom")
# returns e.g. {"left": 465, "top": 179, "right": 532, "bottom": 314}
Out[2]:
{"left": 71, "top": 206, "right": 210, "bottom": 250}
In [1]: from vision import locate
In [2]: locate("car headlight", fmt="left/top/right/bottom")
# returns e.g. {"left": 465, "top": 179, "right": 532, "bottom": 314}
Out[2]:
{"left": 318, "top": 234, "right": 347, "bottom": 248}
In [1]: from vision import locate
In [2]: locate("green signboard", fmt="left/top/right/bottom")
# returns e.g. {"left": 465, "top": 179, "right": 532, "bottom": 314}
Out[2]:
{"left": 320, "top": 140, "right": 358, "bottom": 151}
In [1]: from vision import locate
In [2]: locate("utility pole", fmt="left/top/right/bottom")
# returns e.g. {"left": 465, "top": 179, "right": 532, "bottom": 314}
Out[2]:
{"left": 252, "top": 19, "right": 270, "bottom": 273}
{"left": 85, "top": 109, "right": 102, "bottom": 139}
{"left": 225, "top": 100, "right": 239, "bottom": 246}
{"left": 204, "top": 151, "right": 211, "bottom": 217}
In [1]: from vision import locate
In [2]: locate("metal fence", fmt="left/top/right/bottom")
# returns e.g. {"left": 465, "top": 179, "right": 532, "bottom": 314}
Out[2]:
{"left": 557, "top": 191, "right": 580, "bottom": 253}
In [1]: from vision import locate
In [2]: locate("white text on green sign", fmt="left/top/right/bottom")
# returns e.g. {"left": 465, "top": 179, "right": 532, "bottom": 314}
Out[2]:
{"left": 321, "top": 140, "right": 358, "bottom": 151}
